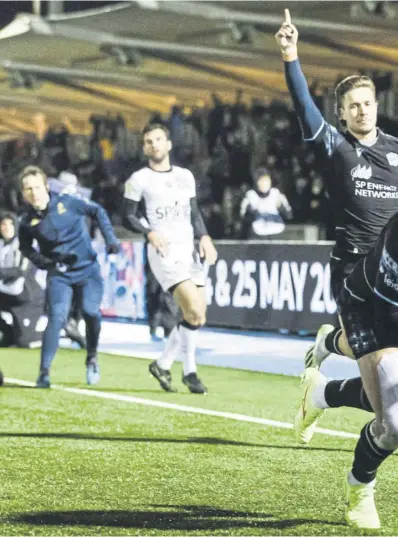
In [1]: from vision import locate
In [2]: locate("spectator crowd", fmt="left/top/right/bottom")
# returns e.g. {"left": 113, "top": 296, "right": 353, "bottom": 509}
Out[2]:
{"left": 0, "top": 92, "right": 335, "bottom": 240}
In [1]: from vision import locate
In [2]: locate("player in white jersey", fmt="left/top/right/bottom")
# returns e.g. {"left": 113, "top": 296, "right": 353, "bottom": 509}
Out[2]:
{"left": 122, "top": 122, "right": 217, "bottom": 394}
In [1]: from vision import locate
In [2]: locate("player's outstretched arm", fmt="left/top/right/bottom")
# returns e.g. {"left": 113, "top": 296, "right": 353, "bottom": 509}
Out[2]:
{"left": 275, "top": 9, "right": 324, "bottom": 141}
{"left": 275, "top": 8, "right": 298, "bottom": 62}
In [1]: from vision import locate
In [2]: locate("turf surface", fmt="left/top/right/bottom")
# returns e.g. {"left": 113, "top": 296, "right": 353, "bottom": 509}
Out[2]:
{"left": 1, "top": 348, "right": 397, "bottom": 536}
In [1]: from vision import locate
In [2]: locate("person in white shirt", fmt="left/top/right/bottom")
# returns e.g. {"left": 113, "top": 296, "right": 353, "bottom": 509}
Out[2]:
{"left": 240, "top": 167, "right": 292, "bottom": 239}
{"left": 122, "top": 122, "right": 217, "bottom": 394}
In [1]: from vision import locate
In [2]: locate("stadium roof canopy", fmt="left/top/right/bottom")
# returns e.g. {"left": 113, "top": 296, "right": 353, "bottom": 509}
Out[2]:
{"left": 0, "top": 0, "right": 397, "bottom": 138}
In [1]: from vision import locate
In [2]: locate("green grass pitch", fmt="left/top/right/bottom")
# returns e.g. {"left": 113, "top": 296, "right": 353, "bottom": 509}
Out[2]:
{"left": 1, "top": 348, "right": 397, "bottom": 536}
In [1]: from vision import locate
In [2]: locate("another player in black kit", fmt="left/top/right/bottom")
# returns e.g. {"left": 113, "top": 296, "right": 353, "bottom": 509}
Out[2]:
{"left": 276, "top": 8, "right": 398, "bottom": 530}
{"left": 319, "top": 214, "right": 398, "bottom": 529}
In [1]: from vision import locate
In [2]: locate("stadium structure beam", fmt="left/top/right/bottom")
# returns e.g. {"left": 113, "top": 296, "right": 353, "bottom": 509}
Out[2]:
{"left": 135, "top": 0, "right": 377, "bottom": 35}
{"left": 46, "top": 2, "right": 131, "bottom": 21}
{"left": 0, "top": 93, "right": 121, "bottom": 113}
{"left": 48, "top": 1, "right": 64, "bottom": 17}
{"left": 32, "top": 0, "right": 41, "bottom": 16}
{"left": 24, "top": 14, "right": 265, "bottom": 62}
{"left": 1, "top": 60, "right": 146, "bottom": 85}
{"left": 1, "top": 59, "right": 267, "bottom": 99}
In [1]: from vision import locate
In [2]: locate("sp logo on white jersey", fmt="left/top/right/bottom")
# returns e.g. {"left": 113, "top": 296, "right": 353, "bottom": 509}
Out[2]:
{"left": 351, "top": 164, "right": 372, "bottom": 180}
{"left": 386, "top": 152, "right": 398, "bottom": 167}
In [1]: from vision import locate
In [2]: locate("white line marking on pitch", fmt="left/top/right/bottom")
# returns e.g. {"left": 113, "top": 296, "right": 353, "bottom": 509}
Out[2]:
{"left": 5, "top": 377, "right": 359, "bottom": 440}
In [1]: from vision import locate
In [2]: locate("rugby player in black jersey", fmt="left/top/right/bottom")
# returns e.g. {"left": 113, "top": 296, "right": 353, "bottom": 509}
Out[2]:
{"left": 276, "top": 9, "right": 398, "bottom": 529}
{"left": 319, "top": 213, "right": 398, "bottom": 529}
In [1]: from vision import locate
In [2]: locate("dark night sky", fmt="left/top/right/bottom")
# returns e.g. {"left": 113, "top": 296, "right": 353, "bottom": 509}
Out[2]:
{"left": 0, "top": 1, "right": 118, "bottom": 29}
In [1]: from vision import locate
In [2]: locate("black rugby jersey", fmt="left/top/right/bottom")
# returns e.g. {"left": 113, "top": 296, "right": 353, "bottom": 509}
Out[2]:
{"left": 343, "top": 212, "right": 398, "bottom": 306}
{"left": 314, "top": 126, "right": 398, "bottom": 256}
{"left": 286, "top": 60, "right": 398, "bottom": 256}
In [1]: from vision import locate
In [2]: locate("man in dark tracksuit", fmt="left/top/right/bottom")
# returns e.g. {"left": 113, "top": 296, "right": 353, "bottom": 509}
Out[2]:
{"left": 18, "top": 165, "right": 120, "bottom": 388}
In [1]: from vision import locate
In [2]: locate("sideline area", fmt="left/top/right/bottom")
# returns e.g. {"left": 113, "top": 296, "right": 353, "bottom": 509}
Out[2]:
{"left": 96, "top": 320, "right": 359, "bottom": 380}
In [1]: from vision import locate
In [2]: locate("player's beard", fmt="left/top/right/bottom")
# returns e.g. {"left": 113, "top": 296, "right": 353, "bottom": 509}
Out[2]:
{"left": 149, "top": 152, "right": 168, "bottom": 165}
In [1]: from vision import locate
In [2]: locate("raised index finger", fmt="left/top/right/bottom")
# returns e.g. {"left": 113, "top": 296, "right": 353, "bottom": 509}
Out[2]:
{"left": 284, "top": 8, "right": 291, "bottom": 24}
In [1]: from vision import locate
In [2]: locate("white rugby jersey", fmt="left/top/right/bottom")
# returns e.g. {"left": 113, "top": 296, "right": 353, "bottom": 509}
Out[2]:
{"left": 124, "top": 166, "right": 196, "bottom": 245}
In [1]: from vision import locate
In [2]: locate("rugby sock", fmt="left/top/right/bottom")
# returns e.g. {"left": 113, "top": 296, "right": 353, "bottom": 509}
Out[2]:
{"left": 85, "top": 314, "right": 101, "bottom": 362}
{"left": 312, "top": 375, "right": 329, "bottom": 409}
{"left": 157, "top": 326, "right": 180, "bottom": 371}
{"left": 324, "top": 377, "right": 373, "bottom": 412}
{"left": 179, "top": 320, "right": 199, "bottom": 376}
{"left": 351, "top": 420, "right": 394, "bottom": 483}
{"left": 324, "top": 327, "right": 345, "bottom": 355}
{"left": 40, "top": 317, "right": 64, "bottom": 371}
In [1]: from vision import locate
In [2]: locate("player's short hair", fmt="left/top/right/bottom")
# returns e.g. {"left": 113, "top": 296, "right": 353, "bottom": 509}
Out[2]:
{"left": 141, "top": 122, "right": 170, "bottom": 142}
{"left": 18, "top": 165, "right": 48, "bottom": 190}
{"left": 253, "top": 167, "right": 271, "bottom": 183}
{"left": 334, "top": 75, "right": 376, "bottom": 110}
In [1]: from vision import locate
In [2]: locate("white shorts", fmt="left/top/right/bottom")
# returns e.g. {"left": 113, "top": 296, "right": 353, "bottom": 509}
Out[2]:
{"left": 147, "top": 242, "right": 206, "bottom": 292}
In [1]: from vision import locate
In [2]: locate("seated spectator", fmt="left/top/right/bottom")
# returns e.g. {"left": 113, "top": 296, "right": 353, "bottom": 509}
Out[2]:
{"left": 240, "top": 167, "right": 292, "bottom": 239}
{"left": 0, "top": 212, "right": 46, "bottom": 347}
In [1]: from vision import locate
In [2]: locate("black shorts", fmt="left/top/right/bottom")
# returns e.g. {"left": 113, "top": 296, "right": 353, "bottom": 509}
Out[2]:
{"left": 338, "top": 287, "right": 398, "bottom": 359}
{"left": 330, "top": 251, "right": 365, "bottom": 300}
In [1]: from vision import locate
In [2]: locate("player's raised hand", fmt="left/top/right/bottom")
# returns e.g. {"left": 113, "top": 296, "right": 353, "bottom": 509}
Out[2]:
{"left": 275, "top": 9, "right": 298, "bottom": 53}
{"left": 199, "top": 235, "right": 218, "bottom": 266}
{"left": 147, "top": 230, "right": 169, "bottom": 257}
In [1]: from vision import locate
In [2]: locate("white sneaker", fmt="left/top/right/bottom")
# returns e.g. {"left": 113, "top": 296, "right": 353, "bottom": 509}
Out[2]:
{"left": 344, "top": 477, "right": 381, "bottom": 529}
{"left": 294, "top": 367, "right": 326, "bottom": 444}
{"left": 304, "top": 324, "right": 334, "bottom": 369}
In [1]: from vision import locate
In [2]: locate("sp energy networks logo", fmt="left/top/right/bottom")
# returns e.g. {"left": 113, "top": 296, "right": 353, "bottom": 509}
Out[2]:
{"left": 351, "top": 164, "right": 372, "bottom": 180}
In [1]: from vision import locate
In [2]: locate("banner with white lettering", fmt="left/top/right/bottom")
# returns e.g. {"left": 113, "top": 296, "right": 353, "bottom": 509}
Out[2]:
{"left": 206, "top": 242, "right": 337, "bottom": 334}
